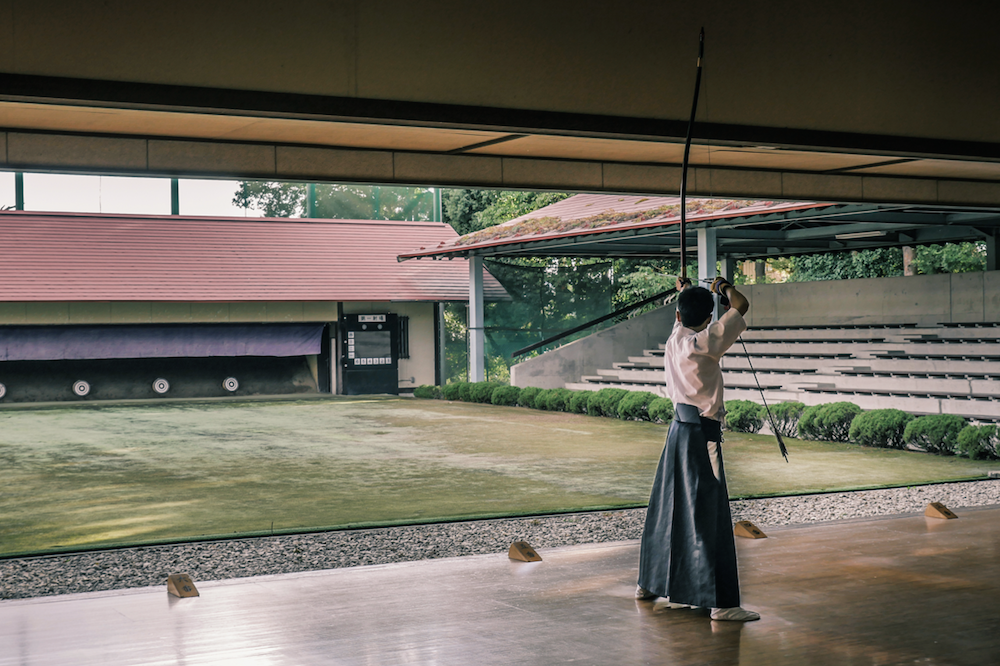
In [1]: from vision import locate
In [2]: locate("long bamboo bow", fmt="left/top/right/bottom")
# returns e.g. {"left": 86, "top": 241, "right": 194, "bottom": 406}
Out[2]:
{"left": 677, "top": 29, "right": 788, "bottom": 462}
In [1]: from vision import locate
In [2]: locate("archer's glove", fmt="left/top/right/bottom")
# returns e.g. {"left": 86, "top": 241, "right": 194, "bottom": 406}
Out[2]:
{"left": 710, "top": 277, "right": 732, "bottom": 295}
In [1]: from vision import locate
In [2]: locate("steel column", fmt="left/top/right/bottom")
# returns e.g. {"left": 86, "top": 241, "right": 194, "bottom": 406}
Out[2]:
{"left": 469, "top": 256, "right": 485, "bottom": 382}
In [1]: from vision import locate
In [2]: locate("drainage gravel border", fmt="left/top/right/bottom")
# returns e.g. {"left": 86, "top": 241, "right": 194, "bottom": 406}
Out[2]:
{"left": 2, "top": 479, "right": 997, "bottom": 600}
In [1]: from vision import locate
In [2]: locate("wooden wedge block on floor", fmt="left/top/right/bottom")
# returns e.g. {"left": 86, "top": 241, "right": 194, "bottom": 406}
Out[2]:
{"left": 167, "top": 573, "right": 200, "bottom": 598}
{"left": 925, "top": 502, "right": 958, "bottom": 519}
{"left": 734, "top": 520, "right": 767, "bottom": 539}
{"left": 508, "top": 541, "right": 542, "bottom": 562}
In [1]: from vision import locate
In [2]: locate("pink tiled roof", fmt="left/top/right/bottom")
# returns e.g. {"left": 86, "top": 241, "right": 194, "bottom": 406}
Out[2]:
{"left": 0, "top": 212, "right": 506, "bottom": 302}
{"left": 399, "top": 194, "right": 832, "bottom": 259}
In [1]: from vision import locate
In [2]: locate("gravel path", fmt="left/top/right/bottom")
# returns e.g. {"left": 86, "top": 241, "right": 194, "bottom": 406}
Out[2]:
{"left": 2, "top": 479, "right": 998, "bottom": 601}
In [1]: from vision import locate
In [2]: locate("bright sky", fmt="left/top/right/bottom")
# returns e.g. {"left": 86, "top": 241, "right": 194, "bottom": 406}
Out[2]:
{"left": 0, "top": 172, "right": 264, "bottom": 217}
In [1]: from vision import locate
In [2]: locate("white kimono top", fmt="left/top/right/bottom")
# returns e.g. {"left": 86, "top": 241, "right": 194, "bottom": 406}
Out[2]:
{"left": 663, "top": 308, "right": 747, "bottom": 422}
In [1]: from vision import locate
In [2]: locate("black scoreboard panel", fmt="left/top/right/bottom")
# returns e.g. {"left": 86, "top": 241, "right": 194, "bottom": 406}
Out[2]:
{"left": 341, "top": 313, "right": 399, "bottom": 395}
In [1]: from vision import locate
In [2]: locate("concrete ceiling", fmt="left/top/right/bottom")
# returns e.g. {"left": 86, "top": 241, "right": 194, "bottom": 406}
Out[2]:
{"left": 1, "top": 1, "right": 999, "bottom": 207}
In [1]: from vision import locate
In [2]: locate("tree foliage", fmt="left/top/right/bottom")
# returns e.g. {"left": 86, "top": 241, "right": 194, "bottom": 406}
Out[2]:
{"left": 233, "top": 182, "right": 436, "bottom": 220}
{"left": 910, "top": 242, "right": 987, "bottom": 274}
{"left": 786, "top": 241, "right": 985, "bottom": 283}
{"left": 789, "top": 248, "right": 903, "bottom": 282}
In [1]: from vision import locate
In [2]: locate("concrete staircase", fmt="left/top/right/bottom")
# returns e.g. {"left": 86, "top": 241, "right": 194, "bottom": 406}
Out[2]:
{"left": 565, "top": 322, "right": 1000, "bottom": 422}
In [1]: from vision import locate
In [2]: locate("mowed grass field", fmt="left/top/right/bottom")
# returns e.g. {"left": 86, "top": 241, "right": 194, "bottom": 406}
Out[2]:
{"left": 3, "top": 396, "right": 998, "bottom": 555}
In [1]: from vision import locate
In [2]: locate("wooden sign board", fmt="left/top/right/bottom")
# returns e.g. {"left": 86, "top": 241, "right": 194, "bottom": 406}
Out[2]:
{"left": 167, "top": 573, "right": 200, "bottom": 598}
{"left": 508, "top": 541, "right": 542, "bottom": 562}
{"left": 734, "top": 520, "right": 767, "bottom": 539}
{"left": 925, "top": 502, "right": 958, "bottom": 520}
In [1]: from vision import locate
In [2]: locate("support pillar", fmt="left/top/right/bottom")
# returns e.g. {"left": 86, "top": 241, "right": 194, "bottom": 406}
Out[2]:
{"left": 720, "top": 254, "right": 736, "bottom": 283}
{"left": 170, "top": 178, "right": 179, "bottom": 215}
{"left": 469, "top": 256, "right": 485, "bottom": 382}
{"left": 697, "top": 227, "right": 717, "bottom": 285}
{"left": 307, "top": 183, "right": 316, "bottom": 218}
{"left": 698, "top": 228, "right": 718, "bottom": 319}
{"left": 985, "top": 234, "right": 997, "bottom": 272}
{"left": 14, "top": 172, "right": 23, "bottom": 210}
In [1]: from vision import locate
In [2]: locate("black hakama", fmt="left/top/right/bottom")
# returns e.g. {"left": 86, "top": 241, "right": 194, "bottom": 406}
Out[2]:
{"left": 637, "top": 403, "right": 741, "bottom": 609}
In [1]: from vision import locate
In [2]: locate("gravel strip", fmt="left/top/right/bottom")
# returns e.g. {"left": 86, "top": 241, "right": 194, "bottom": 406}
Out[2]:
{"left": 2, "top": 479, "right": 998, "bottom": 601}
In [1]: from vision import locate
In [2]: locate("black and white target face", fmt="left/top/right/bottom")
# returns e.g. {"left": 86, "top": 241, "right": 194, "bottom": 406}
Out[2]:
{"left": 0, "top": 383, "right": 5, "bottom": 399}
{"left": 153, "top": 378, "right": 170, "bottom": 394}
{"left": 223, "top": 377, "right": 239, "bottom": 392}
{"left": 73, "top": 380, "right": 90, "bottom": 396}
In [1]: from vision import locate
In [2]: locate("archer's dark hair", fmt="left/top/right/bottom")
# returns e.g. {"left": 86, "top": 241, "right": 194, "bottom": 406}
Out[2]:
{"left": 677, "top": 286, "right": 715, "bottom": 327}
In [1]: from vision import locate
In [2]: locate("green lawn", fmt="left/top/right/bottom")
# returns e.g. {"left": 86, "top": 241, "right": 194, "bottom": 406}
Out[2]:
{"left": 2, "top": 397, "right": 997, "bottom": 556}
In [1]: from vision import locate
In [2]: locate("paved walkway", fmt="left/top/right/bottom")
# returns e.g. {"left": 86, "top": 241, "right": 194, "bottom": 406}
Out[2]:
{"left": 2, "top": 506, "right": 998, "bottom": 665}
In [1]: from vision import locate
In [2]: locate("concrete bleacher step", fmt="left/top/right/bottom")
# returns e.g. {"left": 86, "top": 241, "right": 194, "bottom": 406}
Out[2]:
{"left": 740, "top": 341, "right": 1000, "bottom": 357}
{"left": 565, "top": 320, "right": 1000, "bottom": 423}
{"left": 722, "top": 355, "right": 1000, "bottom": 377}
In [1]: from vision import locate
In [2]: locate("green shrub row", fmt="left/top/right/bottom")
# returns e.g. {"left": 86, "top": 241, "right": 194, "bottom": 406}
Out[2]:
{"left": 413, "top": 383, "right": 674, "bottom": 424}
{"left": 720, "top": 398, "right": 997, "bottom": 460}
{"left": 416, "top": 385, "right": 998, "bottom": 460}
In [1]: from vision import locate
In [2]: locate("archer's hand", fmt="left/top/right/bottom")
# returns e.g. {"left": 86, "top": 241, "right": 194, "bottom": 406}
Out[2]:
{"left": 676, "top": 277, "right": 692, "bottom": 291}
{"left": 710, "top": 277, "right": 733, "bottom": 296}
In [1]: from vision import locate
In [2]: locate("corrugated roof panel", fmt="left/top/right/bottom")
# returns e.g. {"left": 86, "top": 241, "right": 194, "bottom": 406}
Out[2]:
{"left": 399, "top": 194, "right": 833, "bottom": 259}
{"left": 0, "top": 212, "right": 506, "bottom": 302}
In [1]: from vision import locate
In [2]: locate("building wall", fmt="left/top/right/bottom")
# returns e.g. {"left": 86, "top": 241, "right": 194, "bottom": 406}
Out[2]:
{"left": 0, "top": 300, "right": 442, "bottom": 399}
{"left": 741, "top": 271, "right": 1000, "bottom": 327}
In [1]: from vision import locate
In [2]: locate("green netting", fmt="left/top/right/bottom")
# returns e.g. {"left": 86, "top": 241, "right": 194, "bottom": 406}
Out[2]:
{"left": 442, "top": 259, "right": 614, "bottom": 383}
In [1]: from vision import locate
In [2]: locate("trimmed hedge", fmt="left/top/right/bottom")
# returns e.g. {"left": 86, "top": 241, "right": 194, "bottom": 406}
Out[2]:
{"left": 544, "top": 388, "right": 574, "bottom": 412}
{"left": 725, "top": 400, "right": 764, "bottom": 433}
{"left": 413, "top": 385, "right": 442, "bottom": 399}
{"left": 458, "top": 382, "right": 476, "bottom": 402}
{"left": 798, "top": 402, "right": 862, "bottom": 442}
{"left": 769, "top": 401, "right": 806, "bottom": 439}
{"left": 532, "top": 388, "right": 555, "bottom": 410}
{"left": 648, "top": 397, "right": 674, "bottom": 424}
{"left": 491, "top": 385, "right": 522, "bottom": 406}
{"left": 957, "top": 424, "right": 999, "bottom": 460}
{"left": 569, "top": 390, "right": 594, "bottom": 414}
{"left": 518, "top": 386, "right": 543, "bottom": 408}
{"left": 586, "top": 388, "right": 631, "bottom": 417}
{"left": 441, "top": 382, "right": 466, "bottom": 401}
{"left": 469, "top": 381, "right": 502, "bottom": 404}
{"left": 617, "top": 391, "right": 660, "bottom": 421}
{"left": 904, "top": 414, "right": 967, "bottom": 455}
{"left": 848, "top": 409, "right": 914, "bottom": 449}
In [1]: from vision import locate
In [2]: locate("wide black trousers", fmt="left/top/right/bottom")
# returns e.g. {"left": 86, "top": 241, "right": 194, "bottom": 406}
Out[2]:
{"left": 637, "top": 403, "right": 741, "bottom": 608}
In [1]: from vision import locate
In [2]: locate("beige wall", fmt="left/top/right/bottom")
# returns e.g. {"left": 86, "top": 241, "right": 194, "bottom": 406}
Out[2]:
{"left": 0, "top": 299, "right": 440, "bottom": 393}
{"left": 742, "top": 271, "right": 1000, "bottom": 327}
{"left": 341, "top": 301, "right": 437, "bottom": 391}
{"left": 0, "top": 301, "right": 339, "bottom": 325}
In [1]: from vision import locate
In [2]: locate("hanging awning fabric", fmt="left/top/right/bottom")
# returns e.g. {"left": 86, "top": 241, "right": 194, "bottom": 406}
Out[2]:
{"left": 0, "top": 324, "right": 325, "bottom": 362}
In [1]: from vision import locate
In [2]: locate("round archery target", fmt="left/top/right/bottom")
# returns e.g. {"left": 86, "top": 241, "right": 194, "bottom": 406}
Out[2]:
{"left": 0, "top": 383, "right": 5, "bottom": 399}
{"left": 223, "top": 377, "right": 239, "bottom": 392}
{"left": 73, "top": 380, "right": 91, "bottom": 396}
{"left": 153, "top": 378, "right": 170, "bottom": 394}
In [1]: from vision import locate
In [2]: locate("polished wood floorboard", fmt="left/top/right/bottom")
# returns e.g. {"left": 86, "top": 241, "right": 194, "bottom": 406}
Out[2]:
{"left": 2, "top": 507, "right": 998, "bottom": 665}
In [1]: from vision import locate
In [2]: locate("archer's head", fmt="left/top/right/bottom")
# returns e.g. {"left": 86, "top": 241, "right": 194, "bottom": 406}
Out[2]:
{"left": 677, "top": 286, "right": 714, "bottom": 330}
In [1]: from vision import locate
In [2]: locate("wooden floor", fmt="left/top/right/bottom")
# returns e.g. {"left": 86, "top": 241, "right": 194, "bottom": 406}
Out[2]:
{"left": 2, "top": 506, "right": 999, "bottom": 665}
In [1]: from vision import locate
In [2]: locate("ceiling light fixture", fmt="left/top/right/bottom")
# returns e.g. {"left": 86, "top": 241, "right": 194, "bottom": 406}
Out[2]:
{"left": 834, "top": 230, "right": 887, "bottom": 240}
